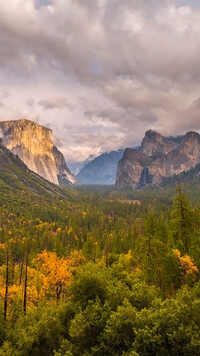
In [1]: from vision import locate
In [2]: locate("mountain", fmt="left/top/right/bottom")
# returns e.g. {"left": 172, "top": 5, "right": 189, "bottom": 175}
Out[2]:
{"left": 77, "top": 150, "right": 124, "bottom": 185}
{"left": 140, "top": 129, "right": 179, "bottom": 156}
{"left": 0, "top": 119, "right": 77, "bottom": 186}
{"left": 0, "top": 139, "right": 65, "bottom": 198}
{"left": 68, "top": 155, "right": 97, "bottom": 176}
{"left": 116, "top": 130, "right": 200, "bottom": 189}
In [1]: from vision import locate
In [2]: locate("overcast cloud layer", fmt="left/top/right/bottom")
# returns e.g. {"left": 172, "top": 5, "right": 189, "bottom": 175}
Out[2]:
{"left": 0, "top": 0, "right": 200, "bottom": 162}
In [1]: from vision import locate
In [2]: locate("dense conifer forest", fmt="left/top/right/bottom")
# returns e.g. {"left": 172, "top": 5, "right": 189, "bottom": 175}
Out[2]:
{"left": 2, "top": 0, "right": 200, "bottom": 354}
{"left": 1, "top": 177, "right": 200, "bottom": 355}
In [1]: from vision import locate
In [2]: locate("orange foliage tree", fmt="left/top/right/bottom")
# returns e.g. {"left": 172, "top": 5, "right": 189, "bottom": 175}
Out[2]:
{"left": 173, "top": 249, "right": 198, "bottom": 284}
{"left": 36, "top": 251, "right": 72, "bottom": 301}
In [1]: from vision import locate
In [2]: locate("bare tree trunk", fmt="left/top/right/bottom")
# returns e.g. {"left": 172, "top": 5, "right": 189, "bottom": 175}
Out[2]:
{"left": 23, "top": 251, "right": 28, "bottom": 315}
{"left": 11, "top": 260, "right": 15, "bottom": 285}
{"left": 105, "top": 240, "right": 109, "bottom": 268}
{"left": 177, "top": 178, "right": 188, "bottom": 254}
{"left": 4, "top": 248, "right": 9, "bottom": 321}
{"left": 19, "top": 257, "right": 24, "bottom": 285}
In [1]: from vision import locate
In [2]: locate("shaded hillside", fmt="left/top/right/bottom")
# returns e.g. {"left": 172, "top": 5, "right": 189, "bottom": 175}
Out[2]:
{"left": 77, "top": 150, "right": 124, "bottom": 185}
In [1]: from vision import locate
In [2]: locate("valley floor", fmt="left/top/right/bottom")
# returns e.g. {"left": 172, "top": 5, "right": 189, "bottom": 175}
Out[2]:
{"left": 0, "top": 183, "right": 200, "bottom": 355}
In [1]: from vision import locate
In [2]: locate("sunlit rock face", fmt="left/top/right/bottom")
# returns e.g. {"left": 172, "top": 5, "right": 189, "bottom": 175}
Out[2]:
{"left": 0, "top": 119, "right": 77, "bottom": 186}
{"left": 116, "top": 130, "right": 200, "bottom": 189}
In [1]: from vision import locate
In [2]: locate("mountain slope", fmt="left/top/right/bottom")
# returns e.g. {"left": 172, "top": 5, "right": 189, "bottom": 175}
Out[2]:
{"left": 77, "top": 150, "right": 124, "bottom": 185}
{"left": 0, "top": 119, "right": 77, "bottom": 186}
{"left": 68, "top": 155, "right": 97, "bottom": 176}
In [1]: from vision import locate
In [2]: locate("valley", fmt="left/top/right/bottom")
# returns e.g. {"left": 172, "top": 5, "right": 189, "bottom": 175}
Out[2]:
{"left": 0, "top": 157, "right": 199, "bottom": 354}
{"left": 1, "top": 1, "right": 200, "bottom": 354}
{"left": 0, "top": 119, "right": 199, "bottom": 355}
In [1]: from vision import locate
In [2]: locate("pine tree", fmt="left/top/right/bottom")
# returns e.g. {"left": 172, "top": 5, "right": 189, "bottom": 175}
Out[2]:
{"left": 4, "top": 247, "right": 9, "bottom": 321}
{"left": 170, "top": 181, "right": 193, "bottom": 254}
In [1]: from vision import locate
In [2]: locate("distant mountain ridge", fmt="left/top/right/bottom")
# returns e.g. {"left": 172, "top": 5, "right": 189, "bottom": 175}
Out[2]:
{"left": 77, "top": 150, "right": 124, "bottom": 185}
{"left": 0, "top": 119, "right": 77, "bottom": 186}
{"left": 1, "top": 120, "right": 195, "bottom": 190}
{"left": 68, "top": 155, "right": 97, "bottom": 176}
{"left": 116, "top": 130, "right": 200, "bottom": 189}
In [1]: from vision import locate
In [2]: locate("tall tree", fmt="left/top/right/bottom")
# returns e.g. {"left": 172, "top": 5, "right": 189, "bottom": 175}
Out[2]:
{"left": 4, "top": 247, "right": 9, "bottom": 321}
{"left": 170, "top": 181, "right": 193, "bottom": 254}
{"left": 23, "top": 248, "right": 28, "bottom": 315}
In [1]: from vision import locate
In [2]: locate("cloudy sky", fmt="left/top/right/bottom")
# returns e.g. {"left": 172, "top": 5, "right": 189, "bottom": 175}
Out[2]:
{"left": 0, "top": 0, "right": 200, "bottom": 162}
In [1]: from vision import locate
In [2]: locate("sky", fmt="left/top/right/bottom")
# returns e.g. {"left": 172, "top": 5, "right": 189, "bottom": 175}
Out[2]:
{"left": 0, "top": 0, "right": 200, "bottom": 162}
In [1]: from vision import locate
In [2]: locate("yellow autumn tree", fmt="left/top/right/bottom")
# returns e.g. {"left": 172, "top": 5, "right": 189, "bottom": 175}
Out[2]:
{"left": 36, "top": 251, "right": 72, "bottom": 301}
{"left": 0, "top": 261, "right": 42, "bottom": 319}
{"left": 173, "top": 249, "right": 198, "bottom": 284}
{"left": 68, "top": 250, "right": 85, "bottom": 268}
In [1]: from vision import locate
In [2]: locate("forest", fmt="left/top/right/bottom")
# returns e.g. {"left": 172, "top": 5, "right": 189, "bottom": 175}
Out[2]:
{"left": 0, "top": 178, "right": 200, "bottom": 355}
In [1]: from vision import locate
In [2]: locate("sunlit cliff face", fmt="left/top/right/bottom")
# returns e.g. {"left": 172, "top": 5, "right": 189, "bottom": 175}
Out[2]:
{"left": 0, "top": 119, "right": 76, "bottom": 185}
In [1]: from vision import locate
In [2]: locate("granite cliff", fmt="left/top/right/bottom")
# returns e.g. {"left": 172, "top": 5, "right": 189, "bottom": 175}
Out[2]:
{"left": 0, "top": 119, "right": 77, "bottom": 186}
{"left": 116, "top": 130, "right": 200, "bottom": 189}
{"left": 0, "top": 138, "right": 66, "bottom": 197}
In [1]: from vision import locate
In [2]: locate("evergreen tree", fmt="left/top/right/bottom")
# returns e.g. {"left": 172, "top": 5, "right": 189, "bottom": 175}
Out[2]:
{"left": 170, "top": 181, "right": 193, "bottom": 254}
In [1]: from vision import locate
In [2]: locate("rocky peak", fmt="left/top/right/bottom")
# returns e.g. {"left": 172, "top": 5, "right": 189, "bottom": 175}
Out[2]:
{"left": 179, "top": 131, "right": 200, "bottom": 156}
{"left": 181, "top": 131, "right": 200, "bottom": 143}
{"left": 0, "top": 119, "right": 77, "bottom": 186}
{"left": 144, "top": 129, "right": 160, "bottom": 138}
{"left": 116, "top": 129, "right": 200, "bottom": 189}
{"left": 140, "top": 129, "right": 178, "bottom": 156}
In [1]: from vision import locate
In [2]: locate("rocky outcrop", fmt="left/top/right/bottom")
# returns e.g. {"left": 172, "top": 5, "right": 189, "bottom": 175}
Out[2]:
{"left": 116, "top": 149, "right": 151, "bottom": 189}
{"left": 140, "top": 130, "right": 179, "bottom": 156}
{"left": 116, "top": 130, "right": 200, "bottom": 189}
{"left": 0, "top": 119, "right": 77, "bottom": 186}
